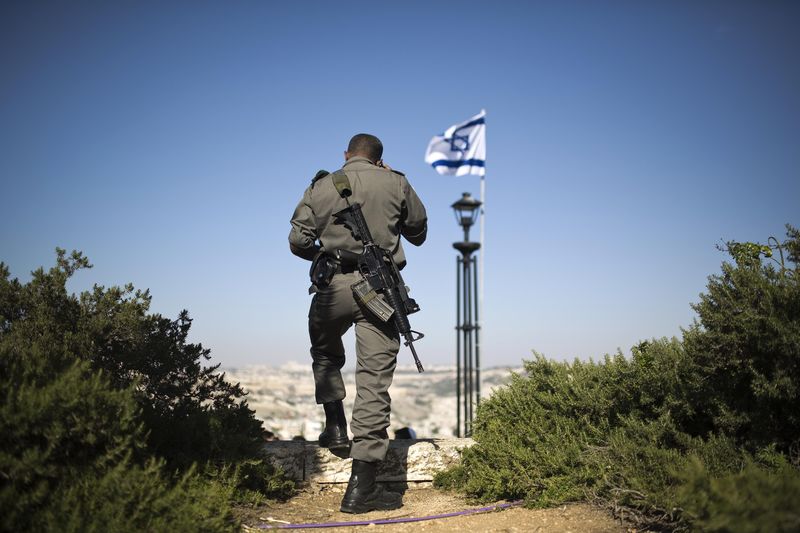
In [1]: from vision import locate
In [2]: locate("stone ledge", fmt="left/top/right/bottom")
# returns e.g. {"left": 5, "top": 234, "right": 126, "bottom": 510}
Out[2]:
{"left": 264, "top": 438, "right": 474, "bottom": 485}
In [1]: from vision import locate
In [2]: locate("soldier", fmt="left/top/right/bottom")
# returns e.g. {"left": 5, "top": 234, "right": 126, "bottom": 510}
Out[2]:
{"left": 288, "top": 133, "right": 428, "bottom": 513}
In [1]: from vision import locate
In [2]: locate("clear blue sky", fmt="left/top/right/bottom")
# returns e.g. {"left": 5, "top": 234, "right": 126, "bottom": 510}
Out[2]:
{"left": 1, "top": 1, "right": 797, "bottom": 369}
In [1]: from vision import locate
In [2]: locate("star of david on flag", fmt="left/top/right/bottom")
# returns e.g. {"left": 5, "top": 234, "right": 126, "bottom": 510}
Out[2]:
{"left": 425, "top": 110, "right": 486, "bottom": 177}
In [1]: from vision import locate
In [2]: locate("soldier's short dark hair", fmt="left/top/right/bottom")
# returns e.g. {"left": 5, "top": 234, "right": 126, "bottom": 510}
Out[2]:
{"left": 347, "top": 133, "right": 383, "bottom": 162}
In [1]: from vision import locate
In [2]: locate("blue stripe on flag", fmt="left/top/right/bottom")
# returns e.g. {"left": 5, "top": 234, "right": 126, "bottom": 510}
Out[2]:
{"left": 435, "top": 118, "right": 485, "bottom": 138}
{"left": 457, "top": 116, "right": 485, "bottom": 129}
{"left": 431, "top": 159, "right": 485, "bottom": 168}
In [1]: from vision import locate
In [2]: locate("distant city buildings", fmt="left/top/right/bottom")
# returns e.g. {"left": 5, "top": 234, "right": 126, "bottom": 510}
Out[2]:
{"left": 224, "top": 363, "right": 520, "bottom": 440}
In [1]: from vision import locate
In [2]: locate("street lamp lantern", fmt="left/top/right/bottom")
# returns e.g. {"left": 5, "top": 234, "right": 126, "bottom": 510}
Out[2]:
{"left": 451, "top": 192, "right": 482, "bottom": 241}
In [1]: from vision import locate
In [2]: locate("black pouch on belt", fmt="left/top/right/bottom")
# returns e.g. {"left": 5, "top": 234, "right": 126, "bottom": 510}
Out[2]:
{"left": 309, "top": 252, "right": 338, "bottom": 291}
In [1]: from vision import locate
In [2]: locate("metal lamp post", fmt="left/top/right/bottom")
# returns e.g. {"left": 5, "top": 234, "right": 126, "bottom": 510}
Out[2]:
{"left": 452, "top": 192, "right": 482, "bottom": 437}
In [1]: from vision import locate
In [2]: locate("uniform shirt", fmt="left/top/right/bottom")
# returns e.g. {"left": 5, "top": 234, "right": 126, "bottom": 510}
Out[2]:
{"left": 289, "top": 156, "right": 427, "bottom": 269}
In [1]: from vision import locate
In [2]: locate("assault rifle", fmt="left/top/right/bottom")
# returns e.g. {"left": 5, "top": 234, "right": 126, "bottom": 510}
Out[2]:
{"left": 330, "top": 171, "right": 425, "bottom": 373}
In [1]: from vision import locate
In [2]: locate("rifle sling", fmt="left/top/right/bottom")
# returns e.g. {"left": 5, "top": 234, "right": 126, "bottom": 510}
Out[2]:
{"left": 331, "top": 170, "right": 352, "bottom": 199}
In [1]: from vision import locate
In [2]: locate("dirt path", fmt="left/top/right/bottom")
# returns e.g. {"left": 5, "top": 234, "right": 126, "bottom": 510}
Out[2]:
{"left": 237, "top": 486, "right": 633, "bottom": 532}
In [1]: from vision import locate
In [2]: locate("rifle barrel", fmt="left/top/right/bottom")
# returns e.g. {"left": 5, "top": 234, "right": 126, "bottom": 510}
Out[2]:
{"left": 406, "top": 337, "right": 424, "bottom": 373}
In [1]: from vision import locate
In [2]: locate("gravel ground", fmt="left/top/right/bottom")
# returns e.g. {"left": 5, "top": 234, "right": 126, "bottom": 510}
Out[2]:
{"left": 237, "top": 486, "right": 634, "bottom": 532}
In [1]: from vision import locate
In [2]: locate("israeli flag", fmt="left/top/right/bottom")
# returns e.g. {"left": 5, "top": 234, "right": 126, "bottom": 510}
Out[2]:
{"left": 425, "top": 110, "right": 486, "bottom": 176}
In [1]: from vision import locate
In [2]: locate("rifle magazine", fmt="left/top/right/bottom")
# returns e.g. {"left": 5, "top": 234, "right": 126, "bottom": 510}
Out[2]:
{"left": 351, "top": 278, "right": 394, "bottom": 322}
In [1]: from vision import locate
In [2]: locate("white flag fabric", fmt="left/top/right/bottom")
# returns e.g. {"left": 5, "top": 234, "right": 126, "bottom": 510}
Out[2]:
{"left": 425, "top": 110, "right": 486, "bottom": 176}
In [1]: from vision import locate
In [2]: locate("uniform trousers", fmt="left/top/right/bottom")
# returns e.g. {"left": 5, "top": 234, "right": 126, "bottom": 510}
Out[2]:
{"left": 308, "top": 271, "right": 399, "bottom": 462}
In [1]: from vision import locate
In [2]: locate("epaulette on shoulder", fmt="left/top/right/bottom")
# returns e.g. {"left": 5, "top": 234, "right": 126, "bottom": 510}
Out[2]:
{"left": 310, "top": 170, "right": 329, "bottom": 188}
{"left": 390, "top": 168, "right": 406, "bottom": 177}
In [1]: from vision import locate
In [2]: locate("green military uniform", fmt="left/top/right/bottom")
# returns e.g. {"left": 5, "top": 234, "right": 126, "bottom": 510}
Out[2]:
{"left": 289, "top": 156, "right": 427, "bottom": 462}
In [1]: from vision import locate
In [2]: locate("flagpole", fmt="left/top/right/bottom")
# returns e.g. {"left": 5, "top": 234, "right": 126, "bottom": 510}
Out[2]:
{"left": 424, "top": 108, "right": 486, "bottom": 421}
{"left": 477, "top": 173, "right": 484, "bottom": 405}
{"left": 478, "top": 109, "right": 486, "bottom": 406}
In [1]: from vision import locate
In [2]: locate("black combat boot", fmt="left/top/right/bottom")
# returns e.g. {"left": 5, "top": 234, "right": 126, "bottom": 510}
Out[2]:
{"left": 318, "top": 400, "right": 349, "bottom": 451}
{"left": 340, "top": 459, "right": 402, "bottom": 514}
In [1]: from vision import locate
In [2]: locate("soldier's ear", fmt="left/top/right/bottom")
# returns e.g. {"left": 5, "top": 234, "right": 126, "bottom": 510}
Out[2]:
{"left": 344, "top": 150, "right": 350, "bottom": 161}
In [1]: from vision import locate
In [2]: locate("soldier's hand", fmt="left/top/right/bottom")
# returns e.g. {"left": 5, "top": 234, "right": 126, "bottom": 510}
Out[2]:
{"left": 376, "top": 159, "right": 392, "bottom": 171}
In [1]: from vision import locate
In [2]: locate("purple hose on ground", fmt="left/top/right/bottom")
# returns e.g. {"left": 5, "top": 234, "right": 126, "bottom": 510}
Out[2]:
{"left": 254, "top": 500, "right": 524, "bottom": 529}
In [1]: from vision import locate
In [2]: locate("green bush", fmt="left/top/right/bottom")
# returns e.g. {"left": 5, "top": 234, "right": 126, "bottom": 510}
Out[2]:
{"left": 0, "top": 251, "right": 292, "bottom": 532}
{"left": 204, "top": 459, "right": 295, "bottom": 506}
{"left": 0, "top": 345, "right": 243, "bottom": 532}
{"left": 78, "top": 283, "right": 266, "bottom": 468}
{"left": 37, "top": 459, "right": 238, "bottom": 533}
{"left": 684, "top": 226, "right": 800, "bottom": 451}
{"left": 1, "top": 250, "right": 269, "bottom": 467}
{"left": 436, "top": 225, "right": 800, "bottom": 529}
{"left": 0, "top": 357, "right": 142, "bottom": 530}
{"left": 677, "top": 456, "right": 800, "bottom": 532}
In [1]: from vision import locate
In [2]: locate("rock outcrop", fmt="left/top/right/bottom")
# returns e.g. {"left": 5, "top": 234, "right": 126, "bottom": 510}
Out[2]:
{"left": 264, "top": 438, "right": 474, "bottom": 487}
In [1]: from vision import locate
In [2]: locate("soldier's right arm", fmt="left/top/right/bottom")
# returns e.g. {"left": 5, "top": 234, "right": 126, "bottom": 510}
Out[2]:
{"left": 399, "top": 177, "right": 428, "bottom": 246}
{"left": 288, "top": 186, "right": 320, "bottom": 261}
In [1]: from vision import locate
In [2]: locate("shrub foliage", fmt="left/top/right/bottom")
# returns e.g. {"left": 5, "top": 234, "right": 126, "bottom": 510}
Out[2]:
{"left": 0, "top": 250, "right": 292, "bottom": 532}
{"left": 436, "top": 225, "right": 800, "bottom": 530}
